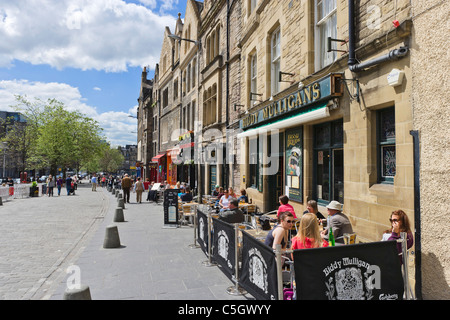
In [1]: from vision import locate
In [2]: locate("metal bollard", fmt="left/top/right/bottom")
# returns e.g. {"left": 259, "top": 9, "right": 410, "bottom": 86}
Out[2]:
{"left": 188, "top": 205, "right": 200, "bottom": 249}
{"left": 227, "top": 223, "right": 247, "bottom": 296}
{"left": 202, "top": 212, "right": 217, "bottom": 267}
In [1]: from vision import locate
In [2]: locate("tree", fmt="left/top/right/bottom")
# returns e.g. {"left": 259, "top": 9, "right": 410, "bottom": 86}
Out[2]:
{"left": 11, "top": 96, "right": 105, "bottom": 176}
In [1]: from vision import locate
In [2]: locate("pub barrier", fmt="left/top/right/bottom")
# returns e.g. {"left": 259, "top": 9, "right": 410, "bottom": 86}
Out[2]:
{"left": 193, "top": 205, "right": 415, "bottom": 300}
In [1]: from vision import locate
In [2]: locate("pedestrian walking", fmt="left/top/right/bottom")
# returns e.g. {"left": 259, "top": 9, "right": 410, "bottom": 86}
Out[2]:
{"left": 56, "top": 176, "right": 63, "bottom": 196}
{"left": 47, "top": 175, "right": 55, "bottom": 197}
{"left": 121, "top": 174, "right": 132, "bottom": 203}
{"left": 91, "top": 174, "right": 97, "bottom": 191}
{"left": 66, "top": 175, "right": 72, "bottom": 196}
{"left": 135, "top": 177, "right": 144, "bottom": 203}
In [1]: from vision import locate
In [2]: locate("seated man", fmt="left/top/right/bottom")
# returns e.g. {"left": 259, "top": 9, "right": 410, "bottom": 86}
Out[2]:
{"left": 218, "top": 198, "right": 244, "bottom": 224}
{"left": 321, "top": 200, "right": 353, "bottom": 244}
{"left": 180, "top": 186, "right": 193, "bottom": 202}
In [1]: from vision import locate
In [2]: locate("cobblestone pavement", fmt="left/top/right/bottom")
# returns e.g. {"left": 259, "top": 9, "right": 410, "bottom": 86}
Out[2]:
{"left": 1, "top": 183, "right": 253, "bottom": 300}
{"left": 0, "top": 183, "right": 108, "bottom": 300}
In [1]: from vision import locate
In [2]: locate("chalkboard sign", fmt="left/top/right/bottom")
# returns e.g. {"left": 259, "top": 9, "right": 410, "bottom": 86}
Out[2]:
{"left": 163, "top": 189, "right": 179, "bottom": 228}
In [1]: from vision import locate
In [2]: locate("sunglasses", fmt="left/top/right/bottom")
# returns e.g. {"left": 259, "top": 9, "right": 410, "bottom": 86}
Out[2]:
{"left": 285, "top": 220, "right": 294, "bottom": 223}
{"left": 389, "top": 219, "right": 399, "bottom": 223}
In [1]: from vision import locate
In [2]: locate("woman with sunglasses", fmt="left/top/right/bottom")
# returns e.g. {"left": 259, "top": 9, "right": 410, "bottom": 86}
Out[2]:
{"left": 382, "top": 210, "right": 414, "bottom": 261}
{"left": 264, "top": 211, "right": 294, "bottom": 250}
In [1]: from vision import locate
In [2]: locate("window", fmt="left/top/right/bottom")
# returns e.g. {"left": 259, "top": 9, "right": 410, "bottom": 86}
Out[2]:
{"left": 203, "top": 84, "right": 217, "bottom": 126}
{"left": 315, "top": 0, "right": 337, "bottom": 70}
{"left": 206, "top": 26, "right": 220, "bottom": 65}
{"left": 271, "top": 28, "right": 281, "bottom": 95}
{"left": 377, "top": 107, "right": 396, "bottom": 183}
{"left": 250, "top": 53, "right": 258, "bottom": 105}
{"left": 249, "top": 136, "right": 261, "bottom": 190}
{"left": 249, "top": 0, "right": 257, "bottom": 15}
{"left": 314, "top": 120, "right": 344, "bottom": 204}
{"left": 173, "top": 79, "right": 178, "bottom": 100}
{"left": 162, "top": 88, "right": 169, "bottom": 109}
{"left": 192, "top": 59, "right": 196, "bottom": 88}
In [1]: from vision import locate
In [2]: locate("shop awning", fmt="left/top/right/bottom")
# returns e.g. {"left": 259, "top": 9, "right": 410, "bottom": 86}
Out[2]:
{"left": 151, "top": 153, "right": 166, "bottom": 162}
{"left": 167, "top": 147, "right": 180, "bottom": 158}
{"left": 237, "top": 105, "right": 330, "bottom": 139}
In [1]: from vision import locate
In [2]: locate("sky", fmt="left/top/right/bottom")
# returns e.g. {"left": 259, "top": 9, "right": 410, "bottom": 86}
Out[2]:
{"left": 0, "top": 0, "right": 187, "bottom": 147}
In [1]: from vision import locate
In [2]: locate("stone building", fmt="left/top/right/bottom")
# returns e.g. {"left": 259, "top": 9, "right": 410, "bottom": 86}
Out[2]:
{"left": 136, "top": 67, "right": 155, "bottom": 181}
{"left": 197, "top": 0, "right": 243, "bottom": 195}
{"left": 138, "top": 0, "right": 449, "bottom": 299}
{"left": 409, "top": 0, "right": 449, "bottom": 300}
{"left": 236, "top": 0, "right": 416, "bottom": 291}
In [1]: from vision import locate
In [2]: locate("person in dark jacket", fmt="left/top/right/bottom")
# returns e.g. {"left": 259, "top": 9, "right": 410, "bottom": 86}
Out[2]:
{"left": 218, "top": 198, "right": 244, "bottom": 224}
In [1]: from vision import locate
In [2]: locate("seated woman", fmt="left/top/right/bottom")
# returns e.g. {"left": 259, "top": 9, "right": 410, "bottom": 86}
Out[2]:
{"left": 228, "top": 187, "right": 237, "bottom": 198}
{"left": 218, "top": 189, "right": 233, "bottom": 211}
{"left": 265, "top": 211, "right": 294, "bottom": 250}
{"left": 382, "top": 209, "right": 414, "bottom": 263}
{"left": 291, "top": 213, "right": 328, "bottom": 255}
{"left": 238, "top": 189, "right": 248, "bottom": 203}
{"left": 302, "top": 200, "right": 326, "bottom": 220}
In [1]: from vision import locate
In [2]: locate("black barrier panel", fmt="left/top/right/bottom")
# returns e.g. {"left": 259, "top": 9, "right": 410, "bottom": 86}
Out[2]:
{"left": 212, "top": 218, "right": 235, "bottom": 277}
{"left": 293, "top": 241, "right": 404, "bottom": 300}
{"left": 196, "top": 209, "right": 209, "bottom": 255}
{"left": 240, "top": 231, "right": 278, "bottom": 300}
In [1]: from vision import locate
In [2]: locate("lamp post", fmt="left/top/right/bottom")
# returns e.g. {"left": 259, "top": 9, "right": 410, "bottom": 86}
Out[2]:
{"left": 168, "top": 34, "right": 202, "bottom": 200}
{"left": 2, "top": 141, "right": 8, "bottom": 178}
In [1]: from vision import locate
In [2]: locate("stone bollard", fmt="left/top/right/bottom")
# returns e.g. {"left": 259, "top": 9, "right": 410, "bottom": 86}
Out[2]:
{"left": 0, "top": 197, "right": 2, "bottom": 206}
{"left": 114, "top": 207, "right": 125, "bottom": 222}
{"left": 111, "top": 187, "right": 115, "bottom": 195}
{"left": 117, "top": 193, "right": 123, "bottom": 199}
{"left": 103, "top": 225, "right": 121, "bottom": 248}
{"left": 115, "top": 190, "right": 119, "bottom": 198}
{"left": 63, "top": 284, "right": 92, "bottom": 300}
{"left": 118, "top": 198, "right": 125, "bottom": 209}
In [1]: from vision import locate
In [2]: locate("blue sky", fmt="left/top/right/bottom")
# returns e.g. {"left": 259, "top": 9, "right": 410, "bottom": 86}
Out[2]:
{"left": 0, "top": 0, "right": 188, "bottom": 147}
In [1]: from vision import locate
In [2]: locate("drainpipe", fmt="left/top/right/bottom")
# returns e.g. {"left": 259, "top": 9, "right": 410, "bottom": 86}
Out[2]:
{"left": 348, "top": 0, "right": 409, "bottom": 72}
{"left": 349, "top": 47, "right": 409, "bottom": 72}
{"left": 410, "top": 130, "right": 422, "bottom": 300}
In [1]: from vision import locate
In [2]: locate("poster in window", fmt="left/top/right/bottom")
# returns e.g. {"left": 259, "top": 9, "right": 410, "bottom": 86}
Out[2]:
{"left": 285, "top": 127, "right": 303, "bottom": 203}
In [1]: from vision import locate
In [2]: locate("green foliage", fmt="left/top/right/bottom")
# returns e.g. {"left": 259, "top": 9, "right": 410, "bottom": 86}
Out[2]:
{"left": 9, "top": 95, "right": 107, "bottom": 175}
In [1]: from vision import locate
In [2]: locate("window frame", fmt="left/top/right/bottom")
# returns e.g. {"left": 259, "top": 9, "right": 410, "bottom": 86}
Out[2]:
{"left": 377, "top": 107, "right": 396, "bottom": 184}
{"left": 271, "top": 27, "right": 281, "bottom": 96}
{"left": 314, "top": 0, "right": 337, "bottom": 71}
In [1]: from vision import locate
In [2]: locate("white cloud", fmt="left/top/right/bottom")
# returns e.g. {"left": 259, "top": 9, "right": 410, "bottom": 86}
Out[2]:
{"left": 0, "top": 0, "right": 176, "bottom": 72}
{"left": 93, "top": 87, "right": 102, "bottom": 91}
{"left": 0, "top": 79, "right": 137, "bottom": 147}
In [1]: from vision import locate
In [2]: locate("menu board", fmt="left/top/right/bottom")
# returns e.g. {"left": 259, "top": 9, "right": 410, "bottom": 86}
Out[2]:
{"left": 163, "top": 189, "right": 179, "bottom": 228}
{"left": 285, "top": 127, "right": 303, "bottom": 203}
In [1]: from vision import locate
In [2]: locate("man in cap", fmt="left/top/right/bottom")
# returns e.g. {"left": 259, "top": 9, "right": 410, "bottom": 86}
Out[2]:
{"left": 321, "top": 200, "right": 353, "bottom": 244}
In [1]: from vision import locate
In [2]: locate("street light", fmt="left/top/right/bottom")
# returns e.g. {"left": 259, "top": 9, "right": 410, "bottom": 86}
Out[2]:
{"left": 168, "top": 34, "right": 201, "bottom": 48}
{"left": 2, "top": 141, "right": 8, "bottom": 178}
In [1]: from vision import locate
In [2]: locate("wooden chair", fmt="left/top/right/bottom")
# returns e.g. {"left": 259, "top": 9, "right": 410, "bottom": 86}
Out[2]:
{"left": 181, "top": 203, "right": 196, "bottom": 226}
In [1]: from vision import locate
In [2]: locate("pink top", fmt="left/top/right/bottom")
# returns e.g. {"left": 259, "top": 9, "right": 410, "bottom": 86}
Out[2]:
{"left": 277, "top": 203, "right": 297, "bottom": 219}
{"left": 291, "top": 237, "right": 329, "bottom": 250}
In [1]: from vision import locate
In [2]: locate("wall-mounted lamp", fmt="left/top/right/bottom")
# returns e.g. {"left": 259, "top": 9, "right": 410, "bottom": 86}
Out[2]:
{"left": 234, "top": 104, "right": 244, "bottom": 111}
{"left": 279, "top": 71, "right": 295, "bottom": 83}
{"left": 298, "top": 82, "right": 305, "bottom": 90}
{"left": 249, "top": 92, "right": 263, "bottom": 101}
{"left": 168, "top": 34, "right": 201, "bottom": 48}
{"left": 327, "top": 37, "right": 348, "bottom": 53}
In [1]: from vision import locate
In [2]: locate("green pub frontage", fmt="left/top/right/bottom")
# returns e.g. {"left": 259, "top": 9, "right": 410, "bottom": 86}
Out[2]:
{"left": 238, "top": 73, "right": 345, "bottom": 214}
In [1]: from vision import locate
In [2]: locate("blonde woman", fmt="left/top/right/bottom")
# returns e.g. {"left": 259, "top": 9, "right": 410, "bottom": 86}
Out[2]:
{"left": 291, "top": 213, "right": 329, "bottom": 252}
